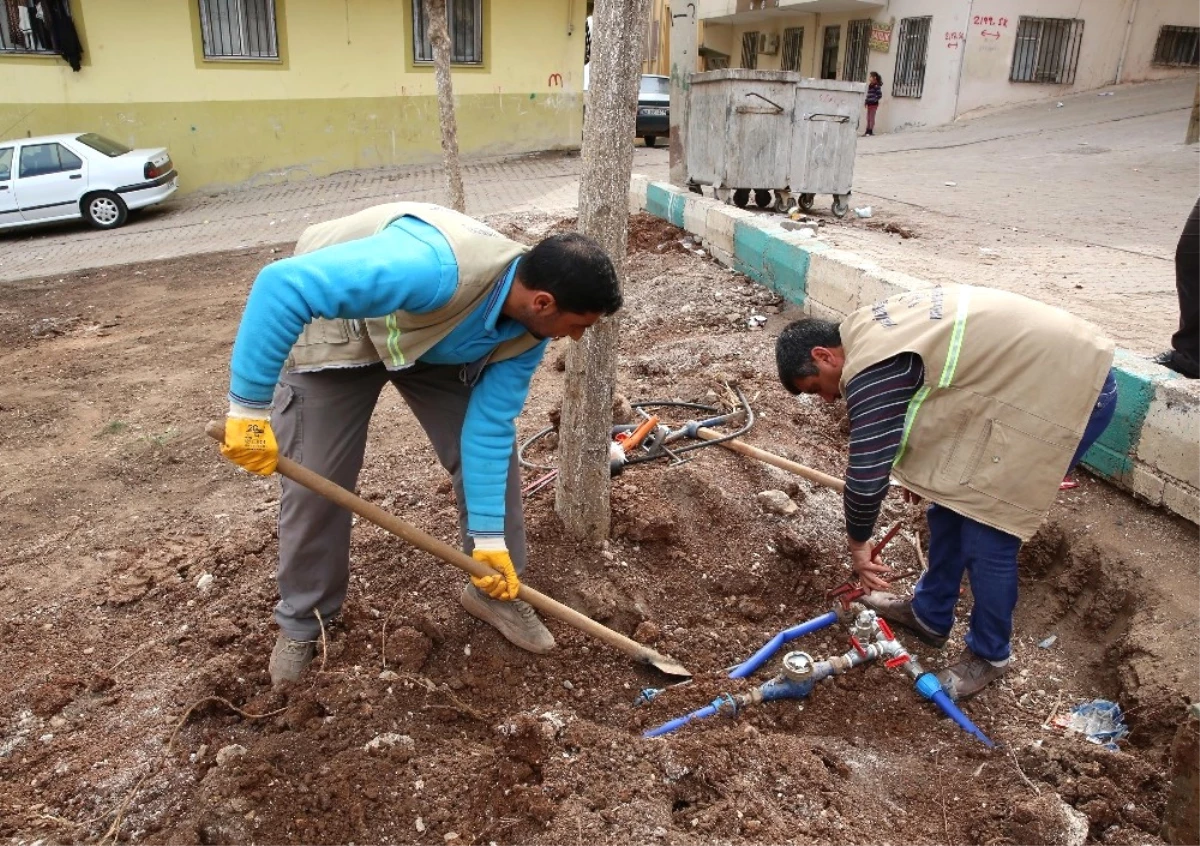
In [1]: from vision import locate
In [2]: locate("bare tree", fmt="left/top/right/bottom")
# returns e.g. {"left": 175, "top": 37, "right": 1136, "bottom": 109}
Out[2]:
{"left": 555, "top": 0, "right": 652, "bottom": 541}
{"left": 425, "top": 0, "right": 466, "bottom": 212}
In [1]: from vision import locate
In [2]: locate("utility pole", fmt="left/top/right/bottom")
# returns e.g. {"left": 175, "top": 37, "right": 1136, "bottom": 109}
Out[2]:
{"left": 668, "top": 1, "right": 698, "bottom": 187}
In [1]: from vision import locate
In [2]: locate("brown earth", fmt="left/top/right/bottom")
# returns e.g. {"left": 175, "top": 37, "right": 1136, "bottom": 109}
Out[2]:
{"left": 0, "top": 213, "right": 1197, "bottom": 845}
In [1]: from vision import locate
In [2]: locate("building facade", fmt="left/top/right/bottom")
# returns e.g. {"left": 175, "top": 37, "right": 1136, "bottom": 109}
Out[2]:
{"left": 0, "top": 0, "right": 589, "bottom": 194}
{"left": 695, "top": 0, "right": 1198, "bottom": 133}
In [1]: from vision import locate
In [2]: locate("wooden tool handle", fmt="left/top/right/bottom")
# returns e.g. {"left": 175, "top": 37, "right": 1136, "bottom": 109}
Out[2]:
{"left": 695, "top": 428, "right": 845, "bottom": 492}
{"left": 205, "top": 421, "right": 682, "bottom": 672}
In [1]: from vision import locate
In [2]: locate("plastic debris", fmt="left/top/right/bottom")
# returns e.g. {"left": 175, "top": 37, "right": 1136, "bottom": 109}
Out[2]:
{"left": 1098, "top": 91, "right": 1114, "bottom": 96}
{"left": 747, "top": 314, "right": 768, "bottom": 329}
{"left": 1056, "top": 102, "right": 1064, "bottom": 108}
{"left": 1056, "top": 699, "right": 1128, "bottom": 750}
{"left": 1038, "top": 634, "right": 1058, "bottom": 649}
{"left": 854, "top": 206, "right": 873, "bottom": 218}
{"left": 944, "top": 181, "right": 957, "bottom": 187}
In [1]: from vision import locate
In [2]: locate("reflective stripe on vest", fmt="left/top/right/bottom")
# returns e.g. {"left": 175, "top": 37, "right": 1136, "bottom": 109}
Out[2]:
{"left": 894, "top": 287, "right": 973, "bottom": 465}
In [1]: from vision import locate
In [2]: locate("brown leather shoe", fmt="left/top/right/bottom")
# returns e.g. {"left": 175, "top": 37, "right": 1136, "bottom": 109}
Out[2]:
{"left": 460, "top": 584, "right": 555, "bottom": 654}
{"left": 936, "top": 647, "right": 1009, "bottom": 700}
{"left": 860, "top": 591, "right": 949, "bottom": 648}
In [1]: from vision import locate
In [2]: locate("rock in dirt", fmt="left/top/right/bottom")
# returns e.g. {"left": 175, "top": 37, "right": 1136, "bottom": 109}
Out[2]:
{"left": 757, "top": 490, "right": 799, "bottom": 516}
{"left": 613, "top": 393, "right": 635, "bottom": 424}
{"left": 364, "top": 732, "right": 415, "bottom": 755}
{"left": 215, "top": 744, "right": 247, "bottom": 766}
{"left": 633, "top": 620, "right": 661, "bottom": 644}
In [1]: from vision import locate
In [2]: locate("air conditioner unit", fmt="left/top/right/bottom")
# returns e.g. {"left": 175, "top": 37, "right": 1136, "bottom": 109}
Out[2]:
{"left": 758, "top": 32, "right": 780, "bottom": 55}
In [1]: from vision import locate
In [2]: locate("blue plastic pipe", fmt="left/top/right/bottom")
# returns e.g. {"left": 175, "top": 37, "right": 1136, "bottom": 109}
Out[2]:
{"left": 643, "top": 693, "right": 736, "bottom": 738}
{"left": 914, "top": 673, "right": 995, "bottom": 748}
{"left": 728, "top": 612, "right": 839, "bottom": 679}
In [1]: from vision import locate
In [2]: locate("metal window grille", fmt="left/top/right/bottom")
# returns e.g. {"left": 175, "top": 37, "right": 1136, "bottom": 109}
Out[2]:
{"left": 1010, "top": 17, "right": 1083, "bottom": 84}
{"left": 843, "top": 19, "right": 871, "bottom": 82}
{"left": 892, "top": 16, "right": 930, "bottom": 97}
{"left": 199, "top": 0, "right": 278, "bottom": 60}
{"left": 1153, "top": 25, "right": 1199, "bottom": 67}
{"left": 0, "top": 0, "right": 70, "bottom": 54}
{"left": 413, "top": 0, "right": 483, "bottom": 65}
{"left": 781, "top": 26, "right": 803, "bottom": 72}
{"left": 741, "top": 30, "right": 759, "bottom": 69}
{"left": 820, "top": 25, "right": 839, "bottom": 79}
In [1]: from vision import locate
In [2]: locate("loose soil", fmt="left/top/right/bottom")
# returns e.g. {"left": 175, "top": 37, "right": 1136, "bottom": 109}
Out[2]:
{"left": 1, "top": 213, "right": 1196, "bottom": 845}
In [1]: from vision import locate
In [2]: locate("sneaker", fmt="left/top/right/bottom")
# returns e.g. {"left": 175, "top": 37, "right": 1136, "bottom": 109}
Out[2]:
{"left": 269, "top": 633, "right": 317, "bottom": 685}
{"left": 861, "top": 591, "right": 949, "bottom": 648}
{"left": 460, "top": 584, "right": 555, "bottom": 654}
{"left": 937, "top": 647, "right": 1009, "bottom": 700}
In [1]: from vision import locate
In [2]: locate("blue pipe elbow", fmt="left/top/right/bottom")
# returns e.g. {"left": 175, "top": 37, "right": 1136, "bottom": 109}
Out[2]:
{"left": 729, "top": 611, "right": 839, "bottom": 679}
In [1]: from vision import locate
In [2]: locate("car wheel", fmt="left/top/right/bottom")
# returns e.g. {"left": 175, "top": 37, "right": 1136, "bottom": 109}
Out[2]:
{"left": 643, "top": 136, "right": 657, "bottom": 147}
{"left": 82, "top": 191, "right": 128, "bottom": 230}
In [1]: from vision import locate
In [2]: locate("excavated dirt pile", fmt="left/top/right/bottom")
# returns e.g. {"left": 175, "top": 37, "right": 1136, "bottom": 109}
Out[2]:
{"left": 0, "top": 213, "right": 1196, "bottom": 845}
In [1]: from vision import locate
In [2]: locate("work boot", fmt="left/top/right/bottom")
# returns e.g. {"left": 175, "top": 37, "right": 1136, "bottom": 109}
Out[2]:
{"left": 269, "top": 633, "right": 317, "bottom": 685}
{"left": 937, "top": 647, "right": 1009, "bottom": 700}
{"left": 460, "top": 584, "right": 555, "bottom": 654}
{"left": 861, "top": 592, "right": 949, "bottom": 649}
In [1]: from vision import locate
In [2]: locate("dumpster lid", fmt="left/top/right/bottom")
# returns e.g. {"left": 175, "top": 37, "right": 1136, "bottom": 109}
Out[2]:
{"left": 689, "top": 69, "right": 866, "bottom": 93}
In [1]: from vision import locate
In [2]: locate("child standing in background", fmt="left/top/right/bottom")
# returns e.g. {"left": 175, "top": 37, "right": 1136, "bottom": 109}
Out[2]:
{"left": 865, "top": 72, "right": 882, "bottom": 136}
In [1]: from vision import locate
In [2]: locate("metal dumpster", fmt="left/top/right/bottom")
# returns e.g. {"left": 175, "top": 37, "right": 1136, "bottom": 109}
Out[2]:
{"left": 686, "top": 69, "right": 866, "bottom": 218}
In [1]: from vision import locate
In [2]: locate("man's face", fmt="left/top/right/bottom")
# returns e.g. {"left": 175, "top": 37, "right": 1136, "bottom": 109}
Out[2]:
{"left": 790, "top": 346, "right": 845, "bottom": 403}
{"left": 520, "top": 293, "right": 602, "bottom": 341}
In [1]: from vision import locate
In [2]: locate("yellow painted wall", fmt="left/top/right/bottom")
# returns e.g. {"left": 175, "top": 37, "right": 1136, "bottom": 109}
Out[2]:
{"left": 0, "top": 0, "right": 587, "bottom": 193}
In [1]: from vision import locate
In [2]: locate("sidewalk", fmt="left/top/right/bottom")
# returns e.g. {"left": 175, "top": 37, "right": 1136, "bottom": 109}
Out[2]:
{"left": 0, "top": 147, "right": 670, "bottom": 284}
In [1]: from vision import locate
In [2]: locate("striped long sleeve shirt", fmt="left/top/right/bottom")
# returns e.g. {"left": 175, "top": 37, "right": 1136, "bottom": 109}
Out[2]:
{"left": 844, "top": 352, "right": 925, "bottom": 542}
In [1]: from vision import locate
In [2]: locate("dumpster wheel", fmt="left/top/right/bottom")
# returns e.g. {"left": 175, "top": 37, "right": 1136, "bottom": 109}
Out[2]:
{"left": 831, "top": 194, "right": 850, "bottom": 218}
{"left": 797, "top": 193, "right": 816, "bottom": 212}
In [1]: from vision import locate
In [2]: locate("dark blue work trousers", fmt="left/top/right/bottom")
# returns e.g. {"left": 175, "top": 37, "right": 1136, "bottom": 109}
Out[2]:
{"left": 910, "top": 371, "right": 1118, "bottom": 662}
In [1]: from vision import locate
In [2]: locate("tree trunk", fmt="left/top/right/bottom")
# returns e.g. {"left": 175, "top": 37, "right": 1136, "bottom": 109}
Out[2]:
{"left": 555, "top": 0, "right": 653, "bottom": 542}
{"left": 425, "top": 0, "right": 466, "bottom": 212}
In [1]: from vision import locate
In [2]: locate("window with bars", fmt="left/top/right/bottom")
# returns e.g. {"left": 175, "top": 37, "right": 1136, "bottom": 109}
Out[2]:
{"left": 199, "top": 0, "right": 278, "bottom": 60}
{"left": 892, "top": 16, "right": 930, "bottom": 97}
{"left": 820, "top": 25, "right": 839, "bottom": 79}
{"left": 741, "top": 30, "right": 759, "bottom": 69}
{"left": 0, "top": 0, "right": 70, "bottom": 54}
{"left": 413, "top": 0, "right": 483, "bottom": 65}
{"left": 781, "top": 27, "right": 803, "bottom": 72}
{"left": 1153, "top": 25, "right": 1198, "bottom": 67}
{"left": 843, "top": 19, "right": 871, "bottom": 82}
{"left": 1010, "top": 17, "right": 1083, "bottom": 84}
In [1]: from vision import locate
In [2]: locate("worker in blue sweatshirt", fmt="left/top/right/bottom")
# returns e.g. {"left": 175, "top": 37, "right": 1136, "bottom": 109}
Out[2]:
{"left": 219, "top": 202, "right": 622, "bottom": 684}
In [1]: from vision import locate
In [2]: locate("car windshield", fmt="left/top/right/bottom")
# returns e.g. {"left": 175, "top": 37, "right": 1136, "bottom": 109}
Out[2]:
{"left": 75, "top": 133, "right": 132, "bottom": 157}
{"left": 639, "top": 76, "right": 670, "bottom": 96}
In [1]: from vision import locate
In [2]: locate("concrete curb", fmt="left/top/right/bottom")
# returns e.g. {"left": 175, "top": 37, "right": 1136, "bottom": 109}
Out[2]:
{"left": 630, "top": 175, "right": 1199, "bottom": 526}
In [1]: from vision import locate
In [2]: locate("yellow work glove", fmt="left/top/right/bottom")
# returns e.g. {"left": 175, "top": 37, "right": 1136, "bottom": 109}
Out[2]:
{"left": 221, "top": 403, "right": 278, "bottom": 476}
{"left": 470, "top": 536, "right": 520, "bottom": 601}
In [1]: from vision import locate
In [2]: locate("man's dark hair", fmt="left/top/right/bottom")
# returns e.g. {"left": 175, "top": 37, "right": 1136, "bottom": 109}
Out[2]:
{"left": 520, "top": 232, "right": 623, "bottom": 315}
{"left": 776, "top": 317, "right": 842, "bottom": 393}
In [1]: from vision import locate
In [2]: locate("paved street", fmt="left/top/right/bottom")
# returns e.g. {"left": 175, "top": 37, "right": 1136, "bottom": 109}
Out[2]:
{"left": 1, "top": 77, "right": 1195, "bottom": 357}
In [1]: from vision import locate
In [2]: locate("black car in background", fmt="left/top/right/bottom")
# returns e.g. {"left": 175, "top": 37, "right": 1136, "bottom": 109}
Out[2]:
{"left": 635, "top": 74, "right": 670, "bottom": 147}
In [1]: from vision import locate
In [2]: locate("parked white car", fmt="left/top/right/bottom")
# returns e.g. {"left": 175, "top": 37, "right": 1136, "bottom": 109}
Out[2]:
{"left": 0, "top": 133, "right": 178, "bottom": 232}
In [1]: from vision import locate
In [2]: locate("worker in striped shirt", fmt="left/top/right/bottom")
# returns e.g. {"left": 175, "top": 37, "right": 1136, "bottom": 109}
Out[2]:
{"left": 775, "top": 286, "right": 1117, "bottom": 700}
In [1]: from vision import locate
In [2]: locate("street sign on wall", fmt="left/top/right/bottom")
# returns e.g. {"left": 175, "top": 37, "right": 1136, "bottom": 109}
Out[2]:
{"left": 869, "top": 18, "right": 894, "bottom": 52}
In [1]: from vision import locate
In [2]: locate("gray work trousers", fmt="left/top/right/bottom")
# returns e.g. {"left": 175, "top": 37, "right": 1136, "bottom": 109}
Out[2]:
{"left": 271, "top": 361, "right": 527, "bottom": 640}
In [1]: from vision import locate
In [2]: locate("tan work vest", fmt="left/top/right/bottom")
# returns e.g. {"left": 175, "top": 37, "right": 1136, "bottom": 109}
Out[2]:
{"left": 840, "top": 285, "right": 1114, "bottom": 540}
{"left": 284, "top": 202, "right": 540, "bottom": 373}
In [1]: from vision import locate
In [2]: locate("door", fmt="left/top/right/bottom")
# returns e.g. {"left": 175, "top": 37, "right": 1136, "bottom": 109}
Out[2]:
{"left": 0, "top": 147, "right": 18, "bottom": 227}
{"left": 13, "top": 141, "right": 87, "bottom": 222}
{"left": 821, "top": 26, "right": 840, "bottom": 79}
